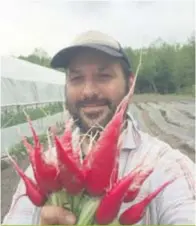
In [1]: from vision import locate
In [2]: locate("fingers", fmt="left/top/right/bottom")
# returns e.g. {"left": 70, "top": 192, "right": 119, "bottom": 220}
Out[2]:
{"left": 40, "top": 205, "right": 76, "bottom": 225}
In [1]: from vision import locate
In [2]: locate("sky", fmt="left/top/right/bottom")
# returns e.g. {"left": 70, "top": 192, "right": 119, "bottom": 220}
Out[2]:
{"left": 0, "top": 0, "right": 195, "bottom": 58}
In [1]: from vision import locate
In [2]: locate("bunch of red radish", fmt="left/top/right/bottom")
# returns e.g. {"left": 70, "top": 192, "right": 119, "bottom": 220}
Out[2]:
{"left": 9, "top": 93, "right": 176, "bottom": 225}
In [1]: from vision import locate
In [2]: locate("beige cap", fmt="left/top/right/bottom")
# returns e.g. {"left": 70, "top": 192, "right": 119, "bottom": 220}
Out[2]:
{"left": 51, "top": 30, "right": 131, "bottom": 70}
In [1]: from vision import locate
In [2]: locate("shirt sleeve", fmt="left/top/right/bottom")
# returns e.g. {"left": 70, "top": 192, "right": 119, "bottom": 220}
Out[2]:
{"left": 2, "top": 165, "right": 41, "bottom": 225}
{"left": 153, "top": 152, "right": 196, "bottom": 225}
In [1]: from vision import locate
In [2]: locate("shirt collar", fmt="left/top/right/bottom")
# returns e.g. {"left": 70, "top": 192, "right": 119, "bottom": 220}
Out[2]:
{"left": 121, "top": 108, "right": 141, "bottom": 150}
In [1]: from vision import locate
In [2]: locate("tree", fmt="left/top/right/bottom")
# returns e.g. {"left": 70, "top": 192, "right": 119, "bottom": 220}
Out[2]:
{"left": 18, "top": 48, "right": 51, "bottom": 68}
{"left": 124, "top": 34, "right": 194, "bottom": 95}
{"left": 18, "top": 34, "right": 195, "bottom": 95}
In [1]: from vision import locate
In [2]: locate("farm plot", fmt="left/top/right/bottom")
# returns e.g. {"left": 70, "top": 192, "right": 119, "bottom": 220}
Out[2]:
{"left": 129, "top": 99, "right": 195, "bottom": 160}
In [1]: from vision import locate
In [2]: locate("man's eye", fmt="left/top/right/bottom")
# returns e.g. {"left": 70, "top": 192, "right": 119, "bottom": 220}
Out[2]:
{"left": 98, "top": 74, "right": 112, "bottom": 81}
{"left": 69, "top": 76, "right": 83, "bottom": 82}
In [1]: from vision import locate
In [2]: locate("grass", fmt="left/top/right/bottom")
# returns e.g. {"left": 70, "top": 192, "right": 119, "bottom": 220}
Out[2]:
{"left": 8, "top": 122, "right": 65, "bottom": 157}
{"left": 8, "top": 133, "right": 49, "bottom": 157}
{"left": 1, "top": 102, "right": 64, "bottom": 128}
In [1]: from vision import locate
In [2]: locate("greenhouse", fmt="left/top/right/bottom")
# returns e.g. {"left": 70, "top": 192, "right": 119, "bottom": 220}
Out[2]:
{"left": 1, "top": 56, "right": 66, "bottom": 156}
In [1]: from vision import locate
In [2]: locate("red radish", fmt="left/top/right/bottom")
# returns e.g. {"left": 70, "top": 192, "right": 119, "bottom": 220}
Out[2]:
{"left": 55, "top": 135, "right": 84, "bottom": 181}
{"left": 95, "top": 166, "right": 142, "bottom": 224}
{"left": 8, "top": 154, "right": 47, "bottom": 206}
{"left": 58, "top": 166, "right": 84, "bottom": 194}
{"left": 22, "top": 136, "right": 37, "bottom": 174}
{"left": 33, "top": 143, "right": 61, "bottom": 193}
{"left": 115, "top": 73, "right": 137, "bottom": 114}
{"left": 123, "top": 168, "right": 154, "bottom": 202}
{"left": 22, "top": 118, "right": 82, "bottom": 195}
{"left": 119, "top": 178, "right": 176, "bottom": 225}
{"left": 60, "top": 123, "right": 72, "bottom": 156}
{"left": 83, "top": 77, "right": 137, "bottom": 196}
{"left": 61, "top": 119, "right": 73, "bottom": 146}
{"left": 26, "top": 117, "right": 39, "bottom": 148}
{"left": 110, "top": 150, "right": 119, "bottom": 186}
{"left": 22, "top": 136, "right": 44, "bottom": 194}
{"left": 84, "top": 106, "right": 127, "bottom": 196}
{"left": 55, "top": 136, "right": 85, "bottom": 194}
{"left": 62, "top": 129, "right": 81, "bottom": 164}
{"left": 54, "top": 120, "right": 84, "bottom": 194}
{"left": 22, "top": 122, "right": 62, "bottom": 194}
{"left": 58, "top": 120, "right": 80, "bottom": 164}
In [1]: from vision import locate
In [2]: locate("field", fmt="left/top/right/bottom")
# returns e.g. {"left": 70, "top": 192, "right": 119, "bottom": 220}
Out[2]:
{"left": 1, "top": 94, "right": 195, "bottom": 222}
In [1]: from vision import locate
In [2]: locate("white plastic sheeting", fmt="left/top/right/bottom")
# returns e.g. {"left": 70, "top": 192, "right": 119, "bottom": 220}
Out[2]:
{"left": 1, "top": 112, "right": 65, "bottom": 157}
{"left": 1, "top": 56, "right": 65, "bottom": 106}
{"left": 1, "top": 56, "right": 67, "bottom": 156}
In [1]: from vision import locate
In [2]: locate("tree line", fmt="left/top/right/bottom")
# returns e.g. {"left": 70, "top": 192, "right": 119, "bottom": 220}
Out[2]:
{"left": 18, "top": 35, "right": 195, "bottom": 95}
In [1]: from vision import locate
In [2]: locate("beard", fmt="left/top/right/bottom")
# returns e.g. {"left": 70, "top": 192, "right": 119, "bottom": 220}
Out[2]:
{"left": 66, "top": 96, "right": 117, "bottom": 136}
{"left": 65, "top": 83, "right": 130, "bottom": 136}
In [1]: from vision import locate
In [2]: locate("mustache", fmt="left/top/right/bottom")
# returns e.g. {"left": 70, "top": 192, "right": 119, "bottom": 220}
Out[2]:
{"left": 76, "top": 97, "right": 111, "bottom": 108}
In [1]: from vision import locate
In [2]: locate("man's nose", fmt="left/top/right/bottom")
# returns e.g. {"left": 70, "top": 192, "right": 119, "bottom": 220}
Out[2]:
{"left": 82, "top": 80, "right": 98, "bottom": 97}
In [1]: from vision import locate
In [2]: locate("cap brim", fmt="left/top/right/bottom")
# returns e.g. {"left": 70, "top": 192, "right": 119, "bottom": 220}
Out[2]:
{"left": 50, "top": 44, "right": 124, "bottom": 68}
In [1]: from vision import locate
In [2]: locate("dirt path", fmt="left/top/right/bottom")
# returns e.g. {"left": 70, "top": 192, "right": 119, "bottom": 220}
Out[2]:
{"left": 1, "top": 155, "right": 29, "bottom": 222}
{"left": 1, "top": 96, "right": 195, "bottom": 222}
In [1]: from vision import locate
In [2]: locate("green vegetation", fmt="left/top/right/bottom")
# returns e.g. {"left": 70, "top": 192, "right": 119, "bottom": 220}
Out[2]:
{"left": 8, "top": 133, "right": 48, "bottom": 156}
{"left": 8, "top": 122, "right": 64, "bottom": 157}
{"left": 124, "top": 35, "right": 195, "bottom": 95}
{"left": 18, "top": 35, "right": 195, "bottom": 96}
{"left": 18, "top": 48, "right": 52, "bottom": 68}
{"left": 1, "top": 102, "right": 64, "bottom": 128}
{"left": 132, "top": 93, "right": 194, "bottom": 103}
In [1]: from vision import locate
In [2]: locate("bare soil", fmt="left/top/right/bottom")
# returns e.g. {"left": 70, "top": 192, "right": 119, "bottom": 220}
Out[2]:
{"left": 1, "top": 155, "right": 29, "bottom": 222}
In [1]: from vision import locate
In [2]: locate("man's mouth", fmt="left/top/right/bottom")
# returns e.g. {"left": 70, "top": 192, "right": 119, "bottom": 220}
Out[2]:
{"left": 84, "top": 111, "right": 103, "bottom": 120}
{"left": 81, "top": 104, "right": 107, "bottom": 113}
{"left": 80, "top": 103, "right": 109, "bottom": 120}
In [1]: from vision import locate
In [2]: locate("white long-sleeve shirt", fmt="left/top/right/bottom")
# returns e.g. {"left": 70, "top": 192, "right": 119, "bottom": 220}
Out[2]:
{"left": 3, "top": 113, "right": 195, "bottom": 225}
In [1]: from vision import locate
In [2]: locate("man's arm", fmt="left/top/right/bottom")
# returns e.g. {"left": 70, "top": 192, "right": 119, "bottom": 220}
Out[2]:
{"left": 2, "top": 165, "right": 41, "bottom": 225}
{"left": 154, "top": 153, "right": 195, "bottom": 225}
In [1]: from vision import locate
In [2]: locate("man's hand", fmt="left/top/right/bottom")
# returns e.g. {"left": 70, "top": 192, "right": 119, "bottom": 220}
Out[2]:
{"left": 40, "top": 205, "right": 76, "bottom": 225}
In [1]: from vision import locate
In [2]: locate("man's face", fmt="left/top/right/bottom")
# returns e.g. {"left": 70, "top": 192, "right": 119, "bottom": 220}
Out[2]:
{"left": 65, "top": 49, "right": 131, "bottom": 134}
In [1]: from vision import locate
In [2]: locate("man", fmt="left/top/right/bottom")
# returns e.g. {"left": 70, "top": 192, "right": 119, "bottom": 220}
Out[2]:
{"left": 3, "top": 31, "right": 195, "bottom": 225}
